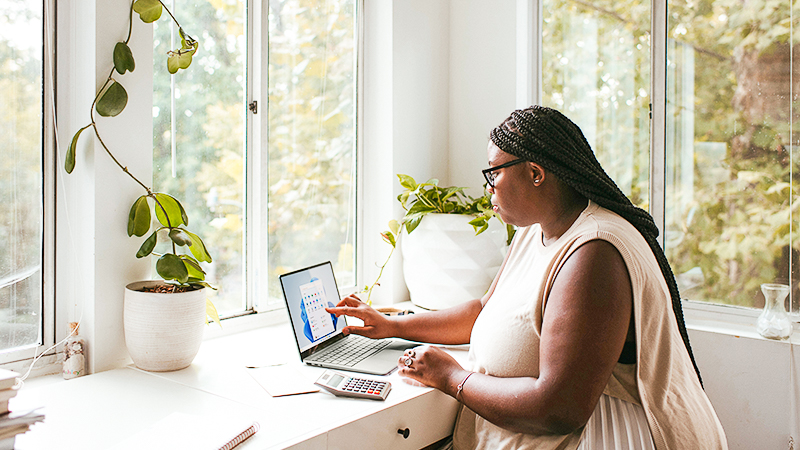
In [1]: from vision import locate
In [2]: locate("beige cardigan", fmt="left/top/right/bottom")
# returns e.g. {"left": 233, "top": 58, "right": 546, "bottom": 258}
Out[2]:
{"left": 452, "top": 201, "right": 727, "bottom": 449}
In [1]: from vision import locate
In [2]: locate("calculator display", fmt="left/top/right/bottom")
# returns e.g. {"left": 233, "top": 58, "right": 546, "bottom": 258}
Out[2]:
{"left": 329, "top": 374, "right": 344, "bottom": 387}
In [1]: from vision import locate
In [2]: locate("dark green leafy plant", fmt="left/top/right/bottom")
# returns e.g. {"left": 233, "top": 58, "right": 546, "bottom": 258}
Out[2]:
{"left": 64, "top": 0, "right": 211, "bottom": 291}
{"left": 361, "top": 174, "right": 515, "bottom": 304}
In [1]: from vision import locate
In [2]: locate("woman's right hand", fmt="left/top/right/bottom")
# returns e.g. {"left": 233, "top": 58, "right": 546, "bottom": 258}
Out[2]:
{"left": 326, "top": 294, "right": 396, "bottom": 339}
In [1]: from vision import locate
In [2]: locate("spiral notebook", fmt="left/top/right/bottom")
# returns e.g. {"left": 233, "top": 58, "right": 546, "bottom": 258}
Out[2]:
{"left": 112, "top": 412, "right": 259, "bottom": 450}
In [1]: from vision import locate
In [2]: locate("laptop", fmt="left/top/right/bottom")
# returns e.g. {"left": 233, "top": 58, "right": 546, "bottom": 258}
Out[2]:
{"left": 279, "top": 261, "right": 417, "bottom": 375}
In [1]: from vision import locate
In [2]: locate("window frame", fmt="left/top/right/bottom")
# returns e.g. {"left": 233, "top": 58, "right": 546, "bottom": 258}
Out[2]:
{"left": 208, "top": 0, "right": 365, "bottom": 329}
{"left": 0, "top": 0, "right": 57, "bottom": 370}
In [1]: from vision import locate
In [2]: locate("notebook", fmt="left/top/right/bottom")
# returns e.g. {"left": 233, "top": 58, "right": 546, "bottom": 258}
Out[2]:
{"left": 279, "top": 261, "right": 417, "bottom": 375}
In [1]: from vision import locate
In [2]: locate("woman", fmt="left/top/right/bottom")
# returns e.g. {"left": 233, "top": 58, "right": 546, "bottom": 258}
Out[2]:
{"left": 327, "top": 106, "right": 727, "bottom": 449}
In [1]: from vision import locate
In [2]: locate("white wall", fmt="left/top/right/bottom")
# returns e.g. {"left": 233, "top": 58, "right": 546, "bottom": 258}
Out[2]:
{"left": 360, "top": 0, "right": 453, "bottom": 306}
{"left": 688, "top": 326, "right": 800, "bottom": 449}
{"left": 448, "top": 0, "right": 517, "bottom": 194}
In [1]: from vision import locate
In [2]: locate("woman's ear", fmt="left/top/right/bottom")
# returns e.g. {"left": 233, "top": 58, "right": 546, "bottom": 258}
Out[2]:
{"left": 529, "top": 163, "right": 545, "bottom": 186}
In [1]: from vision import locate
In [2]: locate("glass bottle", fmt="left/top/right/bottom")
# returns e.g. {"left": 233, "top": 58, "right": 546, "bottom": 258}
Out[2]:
{"left": 756, "top": 283, "right": 792, "bottom": 340}
{"left": 62, "top": 322, "right": 86, "bottom": 379}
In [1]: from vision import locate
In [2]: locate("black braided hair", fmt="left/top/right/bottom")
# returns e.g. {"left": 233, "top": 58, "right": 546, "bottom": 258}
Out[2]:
{"left": 490, "top": 105, "right": 702, "bottom": 386}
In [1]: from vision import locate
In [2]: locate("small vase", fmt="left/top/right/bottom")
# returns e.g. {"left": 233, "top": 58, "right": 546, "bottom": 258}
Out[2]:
{"left": 756, "top": 283, "right": 792, "bottom": 340}
{"left": 62, "top": 322, "right": 86, "bottom": 379}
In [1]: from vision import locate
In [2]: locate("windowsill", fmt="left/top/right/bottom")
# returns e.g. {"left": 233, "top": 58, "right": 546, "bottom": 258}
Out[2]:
{"left": 683, "top": 300, "right": 800, "bottom": 345}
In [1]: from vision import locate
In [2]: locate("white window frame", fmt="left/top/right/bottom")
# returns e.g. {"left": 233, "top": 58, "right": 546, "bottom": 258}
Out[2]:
{"left": 208, "top": 0, "right": 366, "bottom": 336}
{"left": 0, "top": 0, "right": 57, "bottom": 372}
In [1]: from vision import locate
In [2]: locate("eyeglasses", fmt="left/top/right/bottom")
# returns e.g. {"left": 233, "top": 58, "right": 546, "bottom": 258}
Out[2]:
{"left": 482, "top": 159, "right": 525, "bottom": 187}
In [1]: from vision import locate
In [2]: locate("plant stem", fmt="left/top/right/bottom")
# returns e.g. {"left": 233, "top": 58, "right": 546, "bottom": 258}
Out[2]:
{"left": 125, "top": 1, "right": 134, "bottom": 43}
{"left": 158, "top": 0, "right": 184, "bottom": 30}
{"left": 87, "top": 2, "right": 176, "bottom": 236}
{"left": 366, "top": 243, "right": 396, "bottom": 305}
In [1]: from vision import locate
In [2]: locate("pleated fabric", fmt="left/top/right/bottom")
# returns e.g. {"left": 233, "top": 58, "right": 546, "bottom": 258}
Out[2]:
{"left": 578, "top": 393, "right": 656, "bottom": 450}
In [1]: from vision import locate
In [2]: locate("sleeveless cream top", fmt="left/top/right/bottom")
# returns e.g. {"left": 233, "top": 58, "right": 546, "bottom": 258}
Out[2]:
{"left": 452, "top": 201, "right": 727, "bottom": 450}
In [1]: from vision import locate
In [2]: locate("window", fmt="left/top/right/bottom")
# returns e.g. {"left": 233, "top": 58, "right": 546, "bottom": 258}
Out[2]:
{"left": 153, "top": 0, "right": 358, "bottom": 316}
{"left": 663, "top": 0, "right": 797, "bottom": 311}
{"left": 542, "top": 0, "right": 798, "bottom": 313}
{"left": 0, "top": 0, "right": 50, "bottom": 355}
{"left": 541, "top": 0, "right": 651, "bottom": 206}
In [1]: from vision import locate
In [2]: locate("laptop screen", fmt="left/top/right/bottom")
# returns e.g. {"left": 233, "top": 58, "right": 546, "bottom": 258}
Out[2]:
{"left": 279, "top": 261, "right": 347, "bottom": 353}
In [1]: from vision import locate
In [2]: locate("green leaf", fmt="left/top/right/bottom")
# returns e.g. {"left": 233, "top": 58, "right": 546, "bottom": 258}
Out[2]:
{"left": 153, "top": 193, "right": 188, "bottom": 228}
{"left": 169, "top": 229, "right": 192, "bottom": 246}
{"left": 441, "top": 186, "right": 465, "bottom": 201}
{"left": 136, "top": 230, "right": 158, "bottom": 258}
{"left": 468, "top": 216, "right": 487, "bottom": 228}
{"left": 128, "top": 195, "right": 151, "bottom": 237}
{"left": 132, "top": 0, "right": 162, "bottom": 23}
{"left": 388, "top": 219, "right": 400, "bottom": 236}
{"left": 113, "top": 42, "right": 135, "bottom": 74}
{"left": 180, "top": 255, "right": 206, "bottom": 279}
{"left": 397, "top": 174, "right": 417, "bottom": 191}
{"left": 95, "top": 81, "right": 128, "bottom": 117}
{"left": 179, "top": 28, "right": 198, "bottom": 50}
{"left": 156, "top": 253, "right": 189, "bottom": 284}
{"left": 206, "top": 299, "right": 221, "bottom": 327}
{"left": 407, "top": 201, "right": 437, "bottom": 216}
{"left": 421, "top": 178, "right": 439, "bottom": 187}
{"left": 506, "top": 224, "right": 516, "bottom": 245}
{"left": 182, "top": 229, "right": 212, "bottom": 263}
{"left": 66, "top": 125, "right": 91, "bottom": 174}
{"left": 380, "top": 231, "right": 396, "bottom": 247}
{"left": 405, "top": 215, "right": 422, "bottom": 234}
{"left": 167, "top": 50, "right": 194, "bottom": 74}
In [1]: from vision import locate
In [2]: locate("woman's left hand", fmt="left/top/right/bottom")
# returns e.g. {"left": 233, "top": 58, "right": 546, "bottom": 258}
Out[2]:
{"left": 398, "top": 346, "right": 465, "bottom": 392}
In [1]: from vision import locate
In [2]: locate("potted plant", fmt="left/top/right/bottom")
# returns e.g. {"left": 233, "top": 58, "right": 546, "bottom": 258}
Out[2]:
{"left": 364, "top": 175, "right": 514, "bottom": 310}
{"left": 65, "top": 0, "right": 219, "bottom": 372}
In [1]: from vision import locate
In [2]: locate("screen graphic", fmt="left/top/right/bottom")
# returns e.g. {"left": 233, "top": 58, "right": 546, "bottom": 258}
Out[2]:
{"left": 300, "top": 279, "right": 336, "bottom": 341}
{"left": 280, "top": 262, "right": 344, "bottom": 353}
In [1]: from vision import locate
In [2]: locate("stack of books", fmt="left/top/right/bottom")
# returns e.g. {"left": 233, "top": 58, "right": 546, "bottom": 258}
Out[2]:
{"left": 0, "top": 369, "right": 43, "bottom": 450}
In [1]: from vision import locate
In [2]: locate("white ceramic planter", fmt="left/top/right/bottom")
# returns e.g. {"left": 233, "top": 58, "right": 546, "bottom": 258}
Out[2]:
{"left": 401, "top": 213, "right": 509, "bottom": 310}
{"left": 123, "top": 281, "right": 207, "bottom": 372}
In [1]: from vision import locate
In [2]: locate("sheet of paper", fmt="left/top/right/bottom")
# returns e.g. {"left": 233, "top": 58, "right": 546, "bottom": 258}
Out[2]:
{"left": 247, "top": 365, "right": 319, "bottom": 397}
{"left": 111, "top": 412, "right": 258, "bottom": 450}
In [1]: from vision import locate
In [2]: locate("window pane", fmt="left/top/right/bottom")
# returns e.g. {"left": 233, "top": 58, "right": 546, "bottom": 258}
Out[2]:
{"left": 0, "top": 0, "right": 43, "bottom": 350}
{"left": 267, "top": 0, "right": 358, "bottom": 300}
{"left": 541, "top": 0, "right": 652, "bottom": 206}
{"left": 153, "top": 1, "right": 247, "bottom": 316}
{"left": 664, "top": 0, "right": 798, "bottom": 310}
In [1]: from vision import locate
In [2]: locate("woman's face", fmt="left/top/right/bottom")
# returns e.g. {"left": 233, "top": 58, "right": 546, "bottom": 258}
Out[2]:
{"left": 486, "top": 142, "right": 539, "bottom": 227}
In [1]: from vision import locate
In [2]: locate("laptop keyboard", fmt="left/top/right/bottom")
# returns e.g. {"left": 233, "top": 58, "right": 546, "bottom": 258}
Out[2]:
{"left": 306, "top": 335, "right": 392, "bottom": 367}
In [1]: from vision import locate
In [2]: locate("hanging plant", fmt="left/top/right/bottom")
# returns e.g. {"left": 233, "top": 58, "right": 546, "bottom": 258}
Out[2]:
{"left": 64, "top": 1, "right": 214, "bottom": 321}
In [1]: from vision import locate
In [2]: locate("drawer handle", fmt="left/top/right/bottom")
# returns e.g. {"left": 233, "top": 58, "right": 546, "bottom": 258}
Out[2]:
{"left": 397, "top": 428, "right": 410, "bottom": 439}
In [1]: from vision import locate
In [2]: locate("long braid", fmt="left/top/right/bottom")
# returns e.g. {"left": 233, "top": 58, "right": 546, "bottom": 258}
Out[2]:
{"left": 491, "top": 106, "right": 702, "bottom": 386}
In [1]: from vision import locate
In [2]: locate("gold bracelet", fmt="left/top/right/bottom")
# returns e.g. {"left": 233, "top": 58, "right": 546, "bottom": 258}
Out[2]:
{"left": 456, "top": 372, "right": 474, "bottom": 402}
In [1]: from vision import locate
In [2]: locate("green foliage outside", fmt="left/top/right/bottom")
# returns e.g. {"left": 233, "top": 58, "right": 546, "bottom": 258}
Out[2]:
{"left": 266, "top": 0, "right": 357, "bottom": 302}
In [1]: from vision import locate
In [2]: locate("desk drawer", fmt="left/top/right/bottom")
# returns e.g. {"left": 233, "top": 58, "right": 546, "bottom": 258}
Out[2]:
{"left": 327, "top": 390, "right": 459, "bottom": 450}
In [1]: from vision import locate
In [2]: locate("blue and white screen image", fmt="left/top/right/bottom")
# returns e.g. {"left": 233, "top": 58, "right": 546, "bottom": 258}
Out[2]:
{"left": 282, "top": 263, "right": 344, "bottom": 352}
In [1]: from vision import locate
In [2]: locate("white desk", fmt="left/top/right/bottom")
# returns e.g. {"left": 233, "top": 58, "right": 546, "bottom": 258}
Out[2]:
{"left": 10, "top": 322, "right": 465, "bottom": 449}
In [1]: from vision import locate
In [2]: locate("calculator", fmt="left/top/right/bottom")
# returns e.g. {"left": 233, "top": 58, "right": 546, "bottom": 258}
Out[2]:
{"left": 314, "top": 370, "right": 392, "bottom": 400}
